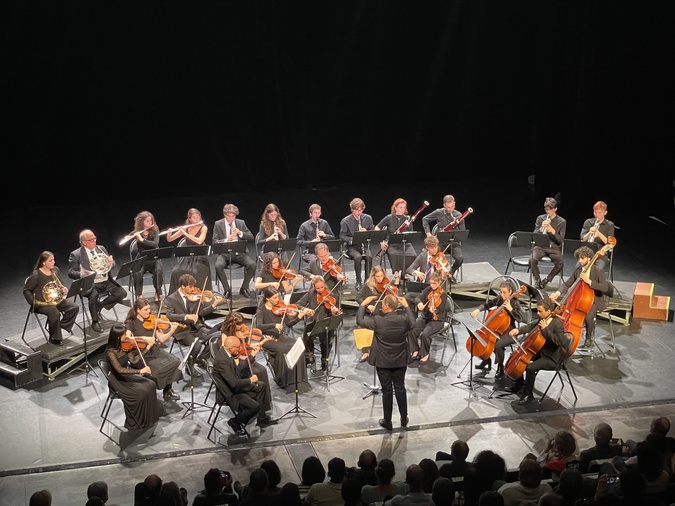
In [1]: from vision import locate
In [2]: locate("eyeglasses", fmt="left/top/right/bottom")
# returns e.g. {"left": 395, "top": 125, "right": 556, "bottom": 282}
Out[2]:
{"left": 84, "top": 237, "right": 97, "bottom": 242}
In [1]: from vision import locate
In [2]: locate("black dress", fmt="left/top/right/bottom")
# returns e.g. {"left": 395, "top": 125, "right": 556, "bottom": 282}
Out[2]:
{"left": 106, "top": 348, "right": 160, "bottom": 429}
{"left": 126, "top": 318, "right": 182, "bottom": 390}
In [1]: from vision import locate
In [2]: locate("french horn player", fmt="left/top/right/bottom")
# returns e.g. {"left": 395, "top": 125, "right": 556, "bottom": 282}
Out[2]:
{"left": 23, "top": 251, "right": 79, "bottom": 345}
{"left": 67, "top": 229, "right": 127, "bottom": 334}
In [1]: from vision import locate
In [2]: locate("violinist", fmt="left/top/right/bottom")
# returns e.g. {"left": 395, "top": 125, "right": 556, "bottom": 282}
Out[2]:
{"left": 166, "top": 208, "right": 213, "bottom": 294}
{"left": 255, "top": 286, "right": 311, "bottom": 389}
{"left": 406, "top": 236, "right": 449, "bottom": 284}
{"left": 124, "top": 298, "right": 182, "bottom": 401}
{"left": 254, "top": 252, "right": 305, "bottom": 296}
{"left": 105, "top": 324, "right": 160, "bottom": 429}
{"left": 129, "top": 211, "right": 164, "bottom": 303}
{"left": 296, "top": 203, "right": 336, "bottom": 264}
{"left": 164, "top": 274, "right": 225, "bottom": 379}
{"left": 220, "top": 311, "right": 273, "bottom": 384}
{"left": 339, "top": 197, "right": 378, "bottom": 292}
{"left": 295, "top": 277, "right": 343, "bottom": 373}
{"left": 355, "top": 266, "right": 401, "bottom": 363}
{"left": 469, "top": 281, "right": 525, "bottom": 379}
{"left": 375, "top": 198, "right": 418, "bottom": 274}
{"left": 506, "top": 298, "right": 570, "bottom": 405}
{"left": 408, "top": 272, "right": 448, "bottom": 363}
{"left": 530, "top": 197, "right": 566, "bottom": 290}
{"left": 421, "top": 195, "right": 465, "bottom": 282}
{"left": 300, "top": 242, "right": 349, "bottom": 291}
{"left": 549, "top": 246, "right": 609, "bottom": 350}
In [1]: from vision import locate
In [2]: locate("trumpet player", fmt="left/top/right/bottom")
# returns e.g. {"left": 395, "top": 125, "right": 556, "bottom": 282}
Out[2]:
{"left": 68, "top": 229, "right": 127, "bottom": 333}
{"left": 23, "top": 251, "right": 79, "bottom": 345}
{"left": 530, "top": 197, "right": 566, "bottom": 290}
{"left": 580, "top": 201, "right": 615, "bottom": 273}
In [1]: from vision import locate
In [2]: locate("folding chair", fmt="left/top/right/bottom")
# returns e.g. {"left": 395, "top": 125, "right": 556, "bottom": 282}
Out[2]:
{"left": 98, "top": 358, "right": 141, "bottom": 443}
{"left": 538, "top": 332, "right": 578, "bottom": 404}
{"left": 20, "top": 305, "right": 50, "bottom": 348}
{"left": 205, "top": 364, "right": 250, "bottom": 443}
{"left": 429, "top": 297, "right": 458, "bottom": 367}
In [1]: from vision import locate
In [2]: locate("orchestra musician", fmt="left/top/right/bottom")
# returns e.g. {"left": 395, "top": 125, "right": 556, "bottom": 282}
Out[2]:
{"left": 220, "top": 310, "right": 273, "bottom": 385}
{"left": 212, "top": 203, "right": 257, "bottom": 299}
{"left": 256, "top": 203, "right": 291, "bottom": 265}
{"left": 530, "top": 197, "right": 566, "bottom": 290}
{"left": 124, "top": 298, "right": 182, "bottom": 402}
{"left": 469, "top": 281, "right": 525, "bottom": 379}
{"left": 404, "top": 235, "right": 449, "bottom": 304}
{"left": 164, "top": 273, "right": 226, "bottom": 379}
{"left": 296, "top": 203, "right": 336, "bottom": 264}
{"left": 299, "top": 242, "right": 349, "bottom": 292}
{"left": 355, "top": 265, "right": 401, "bottom": 363}
{"left": 105, "top": 324, "right": 160, "bottom": 429}
{"left": 254, "top": 251, "right": 305, "bottom": 298}
{"left": 295, "top": 277, "right": 343, "bottom": 373}
{"left": 339, "top": 197, "right": 378, "bottom": 292}
{"left": 68, "top": 229, "right": 127, "bottom": 334}
{"left": 166, "top": 208, "right": 213, "bottom": 294}
{"left": 506, "top": 298, "right": 570, "bottom": 405}
{"left": 549, "top": 246, "right": 609, "bottom": 350}
{"left": 421, "top": 195, "right": 465, "bottom": 282}
{"left": 408, "top": 271, "right": 448, "bottom": 363}
{"left": 23, "top": 251, "right": 79, "bottom": 345}
{"left": 255, "top": 286, "right": 312, "bottom": 389}
{"left": 580, "top": 201, "right": 615, "bottom": 273}
{"left": 128, "top": 211, "right": 164, "bottom": 303}
{"left": 375, "top": 198, "right": 418, "bottom": 275}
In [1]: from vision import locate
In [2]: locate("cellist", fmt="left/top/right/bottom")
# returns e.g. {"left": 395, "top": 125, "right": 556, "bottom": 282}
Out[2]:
{"left": 506, "top": 298, "right": 569, "bottom": 405}
{"left": 469, "top": 281, "right": 525, "bottom": 379}
{"left": 549, "top": 245, "right": 609, "bottom": 350}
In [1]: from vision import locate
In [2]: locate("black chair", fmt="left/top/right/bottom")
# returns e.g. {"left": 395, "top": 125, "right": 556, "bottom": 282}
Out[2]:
{"left": 203, "top": 335, "right": 222, "bottom": 403}
{"left": 98, "top": 358, "right": 141, "bottom": 443}
{"left": 205, "top": 364, "right": 250, "bottom": 443}
{"left": 563, "top": 238, "right": 614, "bottom": 282}
{"left": 505, "top": 231, "right": 564, "bottom": 287}
{"left": 538, "top": 332, "right": 578, "bottom": 405}
{"left": 429, "top": 297, "right": 458, "bottom": 367}
{"left": 20, "top": 305, "right": 50, "bottom": 349}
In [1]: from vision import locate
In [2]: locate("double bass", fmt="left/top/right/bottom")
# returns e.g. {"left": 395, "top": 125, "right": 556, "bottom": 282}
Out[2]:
{"left": 467, "top": 285, "right": 527, "bottom": 359}
{"left": 558, "top": 238, "right": 616, "bottom": 356}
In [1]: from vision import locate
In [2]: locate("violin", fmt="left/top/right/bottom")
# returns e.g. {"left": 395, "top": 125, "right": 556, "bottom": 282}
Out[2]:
{"left": 375, "top": 271, "right": 400, "bottom": 296}
{"left": 271, "top": 266, "right": 303, "bottom": 281}
{"left": 321, "top": 258, "right": 344, "bottom": 278}
{"left": 235, "top": 324, "right": 267, "bottom": 355}
{"left": 271, "top": 300, "right": 303, "bottom": 317}
{"left": 426, "top": 287, "right": 443, "bottom": 320}
{"left": 429, "top": 252, "right": 450, "bottom": 273}
{"left": 121, "top": 334, "right": 150, "bottom": 352}
{"left": 185, "top": 288, "right": 225, "bottom": 303}
{"left": 142, "top": 314, "right": 186, "bottom": 331}
{"left": 316, "top": 288, "right": 339, "bottom": 311}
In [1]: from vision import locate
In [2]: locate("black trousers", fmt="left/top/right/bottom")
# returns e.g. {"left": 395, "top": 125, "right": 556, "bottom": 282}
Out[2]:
{"left": 376, "top": 366, "right": 408, "bottom": 423}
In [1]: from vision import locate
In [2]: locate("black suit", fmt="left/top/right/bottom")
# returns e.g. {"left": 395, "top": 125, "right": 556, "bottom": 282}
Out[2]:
{"left": 213, "top": 347, "right": 271, "bottom": 426}
{"left": 356, "top": 303, "right": 415, "bottom": 423}
{"left": 212, "top": 217, "right": 256, "bottom": 294}
{"left": 164, "top": 289, "right": 220, "bottom": 362}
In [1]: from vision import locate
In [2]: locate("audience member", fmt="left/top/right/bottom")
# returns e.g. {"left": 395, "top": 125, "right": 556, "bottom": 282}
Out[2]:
{"left": 552, "top": 467, "right": 584, "bottom": 506}
{"left": 304, "top": 457, "right": 346, "bottom": 506}
{"left": 346, "top": 449, "right": 378, "bottom": 488}
{"left": 431, "top": 477, "right": 455, "bottom": 506}
{"left": 619, "top": 415, "right": 675, "bottom": 478}
{"left": 477, "top": 490, "right": 503, "bottom": 506}
{"left": 280, "top": 482, "right": 302, "bottom": 506}
{"left": 87, "top": 481, "right": 109, "bottom": 504}
{"left": 526, "top": 430, "right": 577, "bottom": 479}
{"left": 419, "top": 458, "right": 440, "bottom": 494}
{"left": 384, "top": 464, "right": 434, "bottom": 505}
{"left": 158, "top": 481, "right": 188, "bottom": 506}
{"left": 361, "top": 458, "right": 407, "bottom": 505}
{"left": 240, "top": 469, "right": 271, "bottom": 506}
{"left": 537, "top": 492, "right": 564, "bottom": 506}
{"left": 29, "top": 489, "right": 52, "bottom": 506}
{"left": 341, "top": 478, "right": 363, "bottom": 506}
{"left": 463, "top": 450, "right": 507, "bottom": 506}
{"left": 497, "top": 458, "right": 552, "bottom": 506}
{"left": 192, "top": 468, "right": 238, "bottom": 506}
{"left": 135, "top": 474, "right": 163, "bottom": 505}
{"left": 579, "top": 423, "right": 623, "bottom": 474}
{"left": 260, "top": 460, "right": 283, "bottom": 497}
{"left": 298, "top": 456, "right": 326, "bottom": 498}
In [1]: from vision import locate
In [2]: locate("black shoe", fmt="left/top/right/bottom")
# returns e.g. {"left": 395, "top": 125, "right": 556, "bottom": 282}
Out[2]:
{"left": 534, "top": 279, "right": 543, "bottom": 289}
{"left": 239, "top": 288, "right": 251, "bottom": 298}
{"left": 518, "top": 395, "right": 535, "bottom": 405}
{"left": 163, "top": 388, "right": 180, "bottom": 401}
{"left": 475, "top": 358, "right": 491, "bottom": 371}
{"left": 506, "top": 382, "right": 523, "bottom": 394}
{"left": 321, "top": 359, "right": 327, "bottom": 372}
{"left": 257, "top": 415, "right": 279, "bottom": 426}
{"left": 355, "top": 282, "right": 362, "bottom": 291}
{"left": 401, "top": 416, "right": 409, "bottom": 428}
{"left": 91, "top": 322, "right": 104, "bottom": 333}
{"left": 540, "top": 279, "right": 549, "bottom": 289}
{"left": 495, "top": 368, "right": 505, "bottom": 380}
{"left": 378, "top": 418, "right": 393, "bottom": 430}
{"left": 227, "top": 418, "right": 245, "bottom": 434}
{"left": 48, "top": 338, "right": 64, "bottom": 346}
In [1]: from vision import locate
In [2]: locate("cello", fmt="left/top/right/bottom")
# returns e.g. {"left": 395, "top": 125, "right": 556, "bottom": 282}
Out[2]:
{"left": 466, "top": 285, "right": 527, "bottom": 359}
{"left": 557, "top": 238, "right": 616, "bottom": 356}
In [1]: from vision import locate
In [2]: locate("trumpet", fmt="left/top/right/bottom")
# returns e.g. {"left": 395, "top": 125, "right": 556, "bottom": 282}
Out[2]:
{"left": 158, "top": 220, "right": 203, "bottom": 236}
{"left": 587, "top": 219, "right": 599, "bottom": 242}
{"left": 540, "top": 217, "right": 551, "bottom": 233}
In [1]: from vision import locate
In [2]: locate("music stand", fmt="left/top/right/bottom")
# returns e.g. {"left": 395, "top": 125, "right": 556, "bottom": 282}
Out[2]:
{"left": 262, "top": 238, "right": 297, "bottom": 266}
{"left": 279, "top": 337, "right": 316, "bottom": 420}
{"left": 213, "top": 240, "right": 249, "bottom": 299}
{"left": 385, "top": 231, "right": 417, "bottom": 283}
{"left": 309, "top": 314, "right": 345, "bottom": 390}
{"left": 115, "top": 257, "right": 146, "bottom": 301}
{"left": 180, "top": 339, "right": 211, "bottom": 418}
{"left": 175, "top": 244, "right": 210, "bottom": 259}
{"left": 437, "top": 230, "right": 469, "bottom": 288}
{"left": 139, "top": 246, "right": 175, "bottom": 262}
{"left": 67, "top": 273, "right": 97, "bottom": 378}
{"left": 352, "top": 230, "right": 388, "bottom": 256}
{"left": 451, "top": 323, "right": 489, "bottom": 399}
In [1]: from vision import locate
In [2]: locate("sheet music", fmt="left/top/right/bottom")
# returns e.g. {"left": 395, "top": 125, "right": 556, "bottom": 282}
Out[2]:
{"left": 284, "top": 336, "right": 306, "bottom": 369}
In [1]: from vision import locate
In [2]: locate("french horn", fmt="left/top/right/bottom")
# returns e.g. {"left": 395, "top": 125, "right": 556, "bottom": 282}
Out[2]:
{"left": 41, "top": 275, "right": 67, "bottom": 305}
{"left": 90, "top": 250, "right": 113, "bottom": 275}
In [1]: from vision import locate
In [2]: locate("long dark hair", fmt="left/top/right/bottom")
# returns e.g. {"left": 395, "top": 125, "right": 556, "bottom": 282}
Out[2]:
{"left": 106, "top": 324, "right": 127, "bottom": 350}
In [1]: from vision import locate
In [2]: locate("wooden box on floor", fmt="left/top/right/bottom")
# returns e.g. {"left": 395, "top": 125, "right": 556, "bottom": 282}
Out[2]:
{"left": 633, "top": 282, "right": 670, "bottom": 321}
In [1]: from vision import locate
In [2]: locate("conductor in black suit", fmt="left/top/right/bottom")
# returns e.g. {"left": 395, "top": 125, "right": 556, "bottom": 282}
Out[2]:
{"left": 356, "top": 293, "right": 415, "bottom": 431}
{"left": 213, "top": 335, "right": 277, "bottom": 434}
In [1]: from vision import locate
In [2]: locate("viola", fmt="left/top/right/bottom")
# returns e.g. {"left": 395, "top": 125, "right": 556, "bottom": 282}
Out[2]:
{"left": 467, "top": 285, "right": 527, "bottom": 359}
{"left": 234, "top": 324, "right": 269, "bottom": 356}
{"left": 121, "top": 334, "right": 150, "bottom": 352}
{"left": 142, "top": 314, "right": 186, "bottom": 331}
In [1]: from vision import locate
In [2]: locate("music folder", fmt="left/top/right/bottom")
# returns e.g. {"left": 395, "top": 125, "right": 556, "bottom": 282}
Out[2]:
{"left": 212, "top": 240, "right": 248, "bottom": 255}
{"left": 139, "top": 246, "right": 175, "bottom": 260}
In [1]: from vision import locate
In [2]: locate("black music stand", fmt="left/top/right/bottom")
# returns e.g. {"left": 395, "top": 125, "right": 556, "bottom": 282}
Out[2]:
{"left": 451, "top": 323, "right": 489, "bottom": 399}
{"left": 279, "top": 337, "right": 316, "bottom": 420}
{"left": 352, "top": 230, "right": 387, "bottom": 282}
{"left": 67, "top": 273, "right": 97, "bottom": 378}
{"left": 437, "top": 229, "right": 469, "bottom": 289}
{"left": 139, "top": 246, "right": 175, "bottom": 262}
{"left": 115, "top": 257, "right": 146, "bottom": 301}
{"left": 385, "top": 231, "right": 417, "bottom": 284}
{"left": 213, "top": 240, "right": 249, "bottom": 301}
{"left": 174, "top": 244, "right": 210, "bottom": 259}
{"left": 309, "top": 314, "right": 345, "bottom": 390}
{"left": 180, "top": 339, "right": 211, "bottom": 418}
{"left": 262, "top": 238, "right": 297, "bottom": 266}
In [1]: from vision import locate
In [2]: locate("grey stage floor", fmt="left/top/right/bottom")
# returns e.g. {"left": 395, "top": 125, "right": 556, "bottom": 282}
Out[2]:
{"left": 1, "top": 185, "right": 674, "bottom": 505}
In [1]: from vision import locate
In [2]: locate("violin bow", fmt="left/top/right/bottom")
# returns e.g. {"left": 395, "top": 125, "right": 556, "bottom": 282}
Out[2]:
{"left": 195, "top": 277, "right": 209, "bottom": 314}
{"left": 313, "top": 282, "right": 342, "bottom": 313}
{"left": 152, "top": 298, "right": 164, "bottom": 337}
{"left": 276, "top": 250, "right": 298, "bottom": 290}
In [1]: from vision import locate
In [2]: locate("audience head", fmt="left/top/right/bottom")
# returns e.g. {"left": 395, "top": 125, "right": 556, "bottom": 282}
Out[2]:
{"left": 594, "top": 422, "right": 613, "bottom": 446}
{"left": 451, "top": 439, "right": 470, "bottom": 462}
{"left": 557, "top": 467, "right": 583, "bottom": 503}
{"left": 374, "top": 458, "right": 396, "bottom": 485}
{"left": 650, "top": 415, "right": 671, "bottom": 436}
{"left": 85, "top": 499, "right": 105, "bottom": 506}
{"left": 327, "top": 457, "right": 346, "bottom": 483}
{"left": 537, "top": 492, "right": 563, "bottom": 506}
{"left": 478, "top": 490, "right": 504, "bottom": 506}
{"left": 341, "top": 477, "right": 363, "bottom": 505}
{"left": 249, "top": 468, "right": 269, "bottom": 493}
{"left": 301, "top": 456, "right": 326, "bottom": 486}
{"left": 145, "top": 474, "right": 163, "bottom": 500}
{"left": 618, "top": 466, "right": 647, "bottom": 500}
{"left": 552, "top": 430, "right": 577, "bottom": 458}
{"left": 438, "top": 462, "right": 454, "bottom": 480}
{"left": 419, "top": 457, "right": 440, "bottom": 493}
{"left": 203, "top": 468, "right": 230, "bottom": 494}
{"left": 157, "top": 481, "right": 183, "bottom": 506}
{"left": 405, "top": 464, "right": 426, "bottom": 492}
{"left": 279, "top": 482, "right": 302, "bottom": 505}
{"left": 87, "top": 481, "right": 109, "bottom": 503}
{"left": 518, "top": 457, "right": 543, "bottom": 488}
{"left": 29, "top": 490, "right": 52, "bottom": 506}
{"left": 357, "top": 449, "right": 378, "bottom": 471}
{"left": 432, "top": 477, "right": 455, "bottom": 506}
{"left": 260, "top": 459, "right": 282, "bottom": 489}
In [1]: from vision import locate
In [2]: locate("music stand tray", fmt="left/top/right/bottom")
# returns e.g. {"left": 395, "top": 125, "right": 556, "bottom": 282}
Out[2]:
{"left": 352, "top": 230, "right": 388, "bottom": 248}
{"left": 115, "top": 257, "right": 146, "bottom": 283}
{"left": 139, "top": 246, "right": 175, "bottom": 261}
{"left": 212, "top": 241, "right": 248, "bottom": 255}
{"left": 437, "top": 230, "right": 469, "bottom": 247}
{"left": 533, "top": 233, "right": 552, "bottom": 248}
{"left": 262, "top": 238, "right": 297, "bottom": 254}
{"left": 67, "top": 273, "right": 96, "bottom": 300}
{"left": 320, "top": 239, "right": 344, "bottom": 255}
{"left": 386, "top": 231, "right": 419, "bottom": 245}
{"left": 174, "top": 245, "right": 210, "bottom": 258}
{"left": 66, "top": 273, "right": 97, "bottom": 378}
